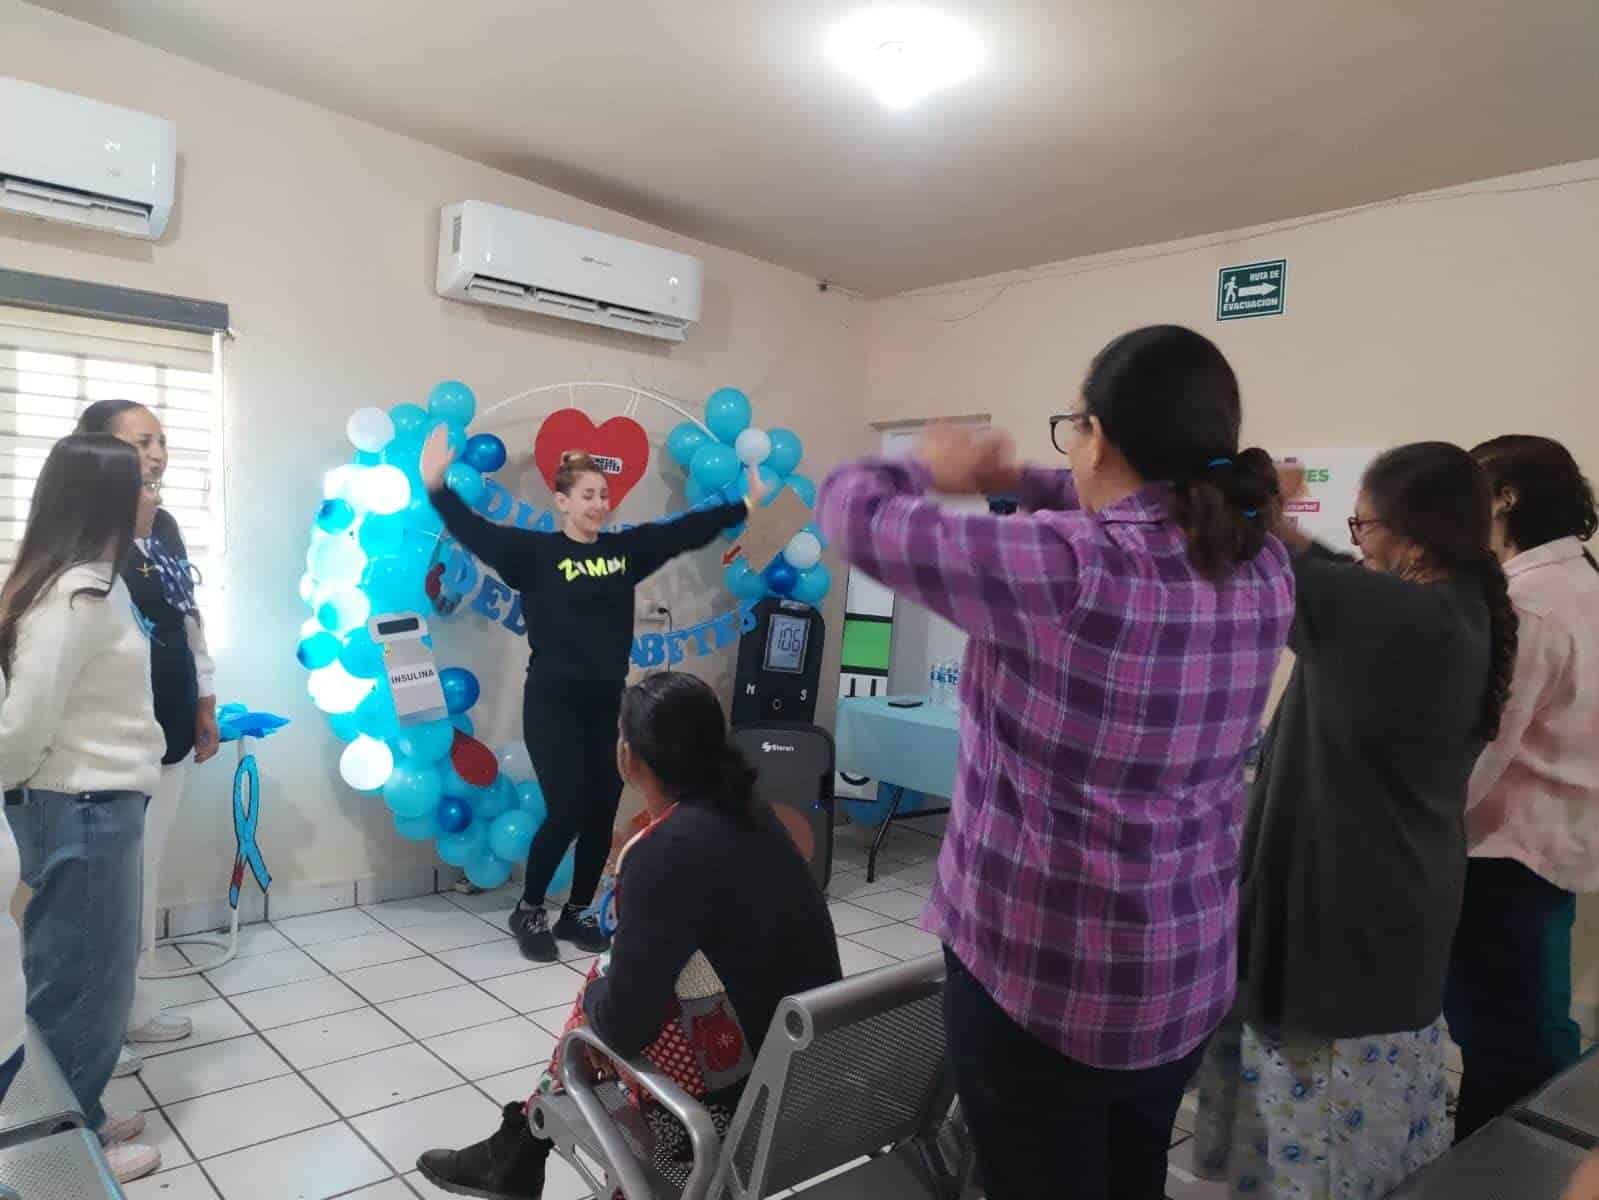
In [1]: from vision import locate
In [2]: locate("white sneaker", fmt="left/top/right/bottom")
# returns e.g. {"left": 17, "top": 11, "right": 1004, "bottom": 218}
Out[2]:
{"left": 128, "top": 1011, "right": 193, "bottom": 1043}
{"left": 112, "top": 1045, "right": 143, "bottom": 1078}
{"left": 105, "top": 1141, "right": 162, "bottom": 1183}
{"left": 98, "top": 1109, "right": 146, "bottom": 1145}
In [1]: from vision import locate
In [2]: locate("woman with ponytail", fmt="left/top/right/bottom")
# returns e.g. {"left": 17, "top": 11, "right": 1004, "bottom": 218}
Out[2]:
{"left": 417, "top": 672, "right": 840, "bottom": 1200}
{"left": 818, "top": 325, "right": 1295, "bottom": 1200}
{"left": 1196, "top": 442, "right": 1513, "bottom": 1198}
{"left": 1445, "top": 436, "right": 1599, "bottom": 1140}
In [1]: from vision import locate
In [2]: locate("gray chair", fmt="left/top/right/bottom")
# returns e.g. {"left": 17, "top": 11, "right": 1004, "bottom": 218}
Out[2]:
{"left": 1387, "top": 1118, "right": 1587, "bottom": 1199}
{"left": 0, "top": 1020, "right": 85, "bottom": 1149}
{"left": 0, "top": 1126, "right": 123, "bottom": 1198}
{"left": 1518, "top": 1051, "right": 1599, "bottom": 1149}
{"left": 532, "top": 955, "right": 965, "bottom": 1200}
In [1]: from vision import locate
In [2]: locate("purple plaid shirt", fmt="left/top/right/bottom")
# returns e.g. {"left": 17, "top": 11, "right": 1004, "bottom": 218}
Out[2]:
{"left": 817, "top": 458, "right": 1294, "bottom": 1069}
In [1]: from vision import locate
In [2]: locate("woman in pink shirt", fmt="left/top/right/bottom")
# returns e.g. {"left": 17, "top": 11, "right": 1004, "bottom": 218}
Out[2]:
{"left": 1446, "top": 435, "right": 1599, "bottom": 1139}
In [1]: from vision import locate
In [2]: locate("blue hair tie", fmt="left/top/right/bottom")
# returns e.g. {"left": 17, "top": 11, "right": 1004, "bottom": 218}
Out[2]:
{"left": 1243, "top": 508, "right": 1260, "bottom": 518}
{"left": 1207, "top": 457, "right": 1234, "bottom": 469}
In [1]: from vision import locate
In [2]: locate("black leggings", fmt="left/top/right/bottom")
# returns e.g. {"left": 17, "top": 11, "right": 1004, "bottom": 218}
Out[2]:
{"left": 521, "top": 676, "right": 624, "bottom": 910}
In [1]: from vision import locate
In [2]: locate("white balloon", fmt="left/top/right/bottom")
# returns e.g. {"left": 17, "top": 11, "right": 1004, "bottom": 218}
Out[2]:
{"left": 340, "top": 734, "right": 395, "bottom": 791}
{"left": 352, "top": 464, "right": 411, "bottom": 516}
{"left": 306, "top": 533, "right": 366, "bottom": 585}
{"left": 308, "top": 662, "right": 376, "bottom": 714}
{"left": 495, "top": 741, "right": 535, "bottom": 781}
{"left": 346, "top": 407, "right": 396, "bottom": 454}
{"left": 298, "top": 574, "right": 317, "bottom": 605}
{"left": 317, "top": 586, "right": 371, "bottom": 635}
{"left": 322, "top": 464, "right": 363, "bottom": 501}
{"left": 784, "top": 530, "right": 823, "bottom": 571}
{"left": 735, "top": 427, "right": 772, "bottom": 467}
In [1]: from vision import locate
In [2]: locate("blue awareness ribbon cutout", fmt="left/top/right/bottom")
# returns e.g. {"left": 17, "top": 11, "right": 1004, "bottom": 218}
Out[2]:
{"left": 596, "top": 885, "right": 619, "bottom": 938}
{"left": 229, "top": 753, "right": 271, "bottom": 909}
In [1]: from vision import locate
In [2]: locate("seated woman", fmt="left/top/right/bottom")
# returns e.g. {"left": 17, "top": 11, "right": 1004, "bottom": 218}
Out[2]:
{"left": 1195, "top": 443, "right": 1517, "bottom": 1198}
{"left": 418, "top": 672, "right": 842, "bottom": 1199}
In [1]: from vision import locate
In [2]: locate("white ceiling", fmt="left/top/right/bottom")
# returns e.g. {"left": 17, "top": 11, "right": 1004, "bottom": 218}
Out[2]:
{"left": 28, "top": 0, "right": 1599, "bottom": 294}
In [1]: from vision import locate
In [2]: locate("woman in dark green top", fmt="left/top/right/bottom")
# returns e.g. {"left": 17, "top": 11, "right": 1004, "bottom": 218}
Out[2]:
{"left": 1195, "top": 443, "right": 1517, "bottom": 1199}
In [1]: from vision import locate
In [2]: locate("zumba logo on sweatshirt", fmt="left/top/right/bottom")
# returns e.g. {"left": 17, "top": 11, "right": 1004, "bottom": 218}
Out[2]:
{"left": 556, "top": 554, "right": 627, "bottom": 583}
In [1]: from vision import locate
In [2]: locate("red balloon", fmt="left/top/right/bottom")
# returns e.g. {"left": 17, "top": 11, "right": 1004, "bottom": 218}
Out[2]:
{"left": 450, "top": 730, "right": 499, "bottom": 788}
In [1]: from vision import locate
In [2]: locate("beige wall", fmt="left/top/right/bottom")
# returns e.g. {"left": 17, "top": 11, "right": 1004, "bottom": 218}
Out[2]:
{"left": 866, "top": 155, "right": 1599, "bottom": 1019}
{"left": 0, "top": 1, "right": 870, "bottom": 908}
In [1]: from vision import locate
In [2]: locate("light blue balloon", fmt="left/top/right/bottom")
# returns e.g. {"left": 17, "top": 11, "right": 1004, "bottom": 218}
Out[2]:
{"left": 684, "top": 476, "right": 709, "bottom": 506}
{"left": 338, "top": 628, "right": 384, "bottom": 678}
{"left": 437, "top": 820, "right": 489, "bottom": 868}
{"left": 316, "top": 498, "right": 356, "bottom": 534}
{"left": 356, "top": 686, "right": 401, "bottom": 742}
{"left": 328, "top": 711, "right": 362, "bottom": 742}
{"left": 364, "top": 557, "right": 427, "bottom": 617}
{"left": 704, "top": 387, "right": 752, "bottom": 445}
{"left": 427, "top": 380, "right": 477, "bottom": 427}
{"left": 516, "top": 780, "right": 547, "bottom": 823}
{"left": 666, "top": 422, "right": 712, "bottom": 469}
{"left": 720, "top": 520, "right": 745, "bottom": 544}
{"left": 465, "top": 851, "right": 514, "bottom": 890}
{"left": 446, "top": 462, "right": 486, "bottom": 506}
{"left": 358, "top": 514, "right": 406, "bottom": 558}
{"left": 308, "top": 535, "right": 365, "bottom": 585}
{"left": 471, "top": 776, "right": 516, "bottom": 821}
{"left": 803, "top": 521, "right": 827, "bottom": 549}
{"left": 787, "top": 473, "right": 817, "bottom": 507}
{"left": 354, "top": 450, "right": 381, "bottom": 467}
{"left": 756, "top": 465, "right": 783, "bottom": 507}
{"left": 390, "top": 403, "right": 430, "bottom": 437}
{"left": 724, "top": 560, "right": 766, "bottom": 602}
{"left": 766, "top": 428, "right": 803, "bottom": 477}
{"left": 396, "top": 719, "right": 455, "bottom": 763}
{"left": 394, "top": 811, "right": 442, "bottom": 841}
{"left": 690, "top": 442, "right": 740, "bottom": 492}
{"left": 547, "top": 850, "right": 576, "bottom": 898}
{"left": 442, "top": 761, "right": 488, "bottom": 802}
{"left": 383, "top": 757, "right": 442, "bottom": 820}
{"left": 791, "top": 562, "right": 831, "bottom": 606}
{"left": 296, "top": 631, "right": 340, "bottom": 670}
{"left": 489, "top": 809, "right": 537, "bottom": 863}
{"left": 452, "top": 713, "right": 476, "bottom": 736}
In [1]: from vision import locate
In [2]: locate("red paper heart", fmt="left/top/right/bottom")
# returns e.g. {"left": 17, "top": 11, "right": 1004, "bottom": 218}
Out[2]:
{"left": 451, "top": 730, "right": 499, "bottom": 788}
{"left": 532, "top": 409, "right": 651, "bottom": 512}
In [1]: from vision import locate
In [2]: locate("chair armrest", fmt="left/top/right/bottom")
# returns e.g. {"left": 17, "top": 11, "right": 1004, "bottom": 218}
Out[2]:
{"left": 559, "top": 1026, "right": 722, "bottom": 1200}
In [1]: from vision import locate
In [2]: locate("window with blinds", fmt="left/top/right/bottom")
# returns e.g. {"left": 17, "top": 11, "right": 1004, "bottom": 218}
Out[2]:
{"left": 0, "top": 303, "right": 224, "bottom": 607}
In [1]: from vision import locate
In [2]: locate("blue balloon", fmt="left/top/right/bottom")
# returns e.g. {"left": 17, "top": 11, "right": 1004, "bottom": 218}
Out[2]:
{"left": 791, "top": 562, "right": 831, "bottom": 606}
{"left": 390, "top": 403, "right": 430, "bottom": 437}
{"left": 690, "top": 442, "right": 740, "bottom": 492}
{"left": 547, "top": 850, "right": 576, "bottom": 898}
{"left": 787, "top": 473, "right": 817, "bottom": 507}
{"left": 436, "top": 795, "right": 472, "bottom": 834}
{"left": 396, "top": 719, "right": 455, "bottom": 763}
{"left": 756, "top": 465, "right": 783, "bottom": 507}
{"left": 338, "top": 628, "right": 384, "bottom": 679}
{"left": 684, "top": 476, "right": 709, "bottom": 506}
{"left": 364, "top": 557, "right": 428, "bottom": 617}
{"left": 356, "top": 686, "right": 401, "bottom": 742}
{"left": 666, "top": 422, "right": 712, "bottom": 469}
{"left": 766, "top": 428, "right": 803, "bottom": 477}
{"left": 437, "top": 820, "right": 488, "bottom": 867}
{"left": 463, "top": 433, "right": 508, "bottom": 474}
{"left": 489, "top": 809, "right": 537, "bottom": 862}
{"left": 452, "top": 713, "right": 476, "bottom": 736}
{"left": 471, "top": 776, "right": 515, "bottom": 821}
{"left": 427, "top": 380, "right": 477, "bottom": 427}
{"left": 764, "top": 558, "right": 798, "bottom": 597}
{"left": 724, "top": 560, "right": 766, "bottom": 602}
{"left": 442, "top": 761, "right": 488, "bottom": 802}
{"left": 721, "top": 520, "right": 746, "bottom": 544}
{"left": 328, "top": 711, "right": 362, "bottom": 742}
{"left": 297, "top": 632, "right": 340, "bottom": 670}
{"left": 704, "top": 388, "right": 752, "bottom": 445}
{"left": 316, "top": 498, "right": 356, "bottom": 534}
{"left": 354, "top": 450, "right": 381, "bottom": 467}
{"left": 466, "top": 851, "right": 514, "bottom": 890}
{"left": 394, "top": 811, "right": 442, "bottom": 841}
{"left": 446, "top": 462, "right": 486, "bottom": 506}
{"left": 358, "top": 514, "right": 406, "bottom": 558}
{"left": 383, "top": 758, "right": 442, "bottom": 820}
{"left": 516, "top": 780, "right": 547, "bottom": 823}
{"left": 439, "top": 667, "right": 481, "bottom": 715}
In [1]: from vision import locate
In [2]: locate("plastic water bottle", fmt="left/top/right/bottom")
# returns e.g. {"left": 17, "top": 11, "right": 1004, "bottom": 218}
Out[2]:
{"left": 929, "top": 661, "right": 946, "bottom": 706}
{"left": 945, "top": 659, "right": 961, "bottom": 708}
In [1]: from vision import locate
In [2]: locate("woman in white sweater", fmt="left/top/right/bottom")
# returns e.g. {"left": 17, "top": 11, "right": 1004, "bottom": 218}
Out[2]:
{"left": 0, "top": 434, "right": 167, "bottom": 1184}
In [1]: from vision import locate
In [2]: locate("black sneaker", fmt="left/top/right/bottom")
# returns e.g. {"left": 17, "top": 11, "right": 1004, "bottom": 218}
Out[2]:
{"left": 553, "top": 904, "right": 612, "bottom": 954}
{"left": 508, "top": 904, "right": 558, "bottom": 963}
{"left": 417, "top": 1101, "right": 550, "bottom": 1199}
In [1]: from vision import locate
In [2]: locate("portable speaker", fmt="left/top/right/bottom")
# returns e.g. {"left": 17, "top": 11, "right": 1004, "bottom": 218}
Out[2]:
{"left": 729, "top": 722, "right": 834, "bottom": 891}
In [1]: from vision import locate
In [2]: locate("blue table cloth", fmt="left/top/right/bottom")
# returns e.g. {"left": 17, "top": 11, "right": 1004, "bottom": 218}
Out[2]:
{"left": 835, "top": 695, "right": 960, "bottom": 800}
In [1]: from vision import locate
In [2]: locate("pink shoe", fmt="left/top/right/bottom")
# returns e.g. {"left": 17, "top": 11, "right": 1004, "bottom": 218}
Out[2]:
{"left": 105, "top": 1141, "right": 162, "bottom": 1183}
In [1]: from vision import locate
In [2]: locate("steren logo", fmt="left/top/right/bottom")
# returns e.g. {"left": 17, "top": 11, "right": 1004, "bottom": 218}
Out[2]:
{"left": 761, "top": 741, "right": 796, "bottom": 754}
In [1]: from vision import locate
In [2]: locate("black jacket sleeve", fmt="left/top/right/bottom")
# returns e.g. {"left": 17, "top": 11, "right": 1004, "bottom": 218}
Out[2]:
{"left": 1289, "top": 540, "right": 1425, "bottom": 657}
{"left": 583, "top": 827, "right": 708, "bottom": 1057}
{"left": 430, "top": 487, "right": 537, "bottom": 590}
{"left": 620, "top": 502, "right": 747, "bottom": 584}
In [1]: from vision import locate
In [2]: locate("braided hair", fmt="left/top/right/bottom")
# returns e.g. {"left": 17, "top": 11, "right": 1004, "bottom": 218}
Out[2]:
{"left": 1361, "top": 443, "right": 1517, "bottom": 740}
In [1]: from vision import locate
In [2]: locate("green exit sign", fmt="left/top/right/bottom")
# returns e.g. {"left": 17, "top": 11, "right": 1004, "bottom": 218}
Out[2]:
{"left": 1217, "top": 260, "right": 1287, "bottom": 320}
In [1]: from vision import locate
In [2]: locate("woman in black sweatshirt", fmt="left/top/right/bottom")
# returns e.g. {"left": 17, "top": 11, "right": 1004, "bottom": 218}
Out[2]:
{"left": 422, "top": 428, "right": 755, "bottom": 961}
{"left": 416, "top": 672, "right": 841, "bottom": 1200}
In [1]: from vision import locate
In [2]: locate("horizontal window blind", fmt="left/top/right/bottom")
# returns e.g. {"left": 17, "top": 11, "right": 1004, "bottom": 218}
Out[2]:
{"left": 0, "top": 303, "right": 223, "bottom": 608}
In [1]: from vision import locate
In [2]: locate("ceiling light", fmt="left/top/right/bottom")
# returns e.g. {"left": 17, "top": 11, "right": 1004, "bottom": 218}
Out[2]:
{"left": 825, "top": 6, "right": 983, "bottom": 111}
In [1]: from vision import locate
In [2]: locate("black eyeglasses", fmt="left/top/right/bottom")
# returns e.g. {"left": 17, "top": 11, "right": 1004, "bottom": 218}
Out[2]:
{"left": 1049, "top": 412, "right": 1091, "bottom": 456}
{"left": 1347, "top": 516, "right": 1386, "bottom": 542}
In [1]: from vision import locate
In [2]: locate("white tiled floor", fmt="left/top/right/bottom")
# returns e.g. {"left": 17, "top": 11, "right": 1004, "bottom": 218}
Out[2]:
{"left": 115, "top": 822, "right": 950, "bottom": 1199}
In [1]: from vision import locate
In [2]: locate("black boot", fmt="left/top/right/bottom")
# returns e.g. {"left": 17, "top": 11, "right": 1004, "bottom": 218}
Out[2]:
{"left": 508, "top": 903, "right": 558, "bottom": 963}
{"left": 553, "top": 904, "right": 612, "bottom": 954}
{"left": 417, "top": 1102, "right": 550, "bottom": 1199}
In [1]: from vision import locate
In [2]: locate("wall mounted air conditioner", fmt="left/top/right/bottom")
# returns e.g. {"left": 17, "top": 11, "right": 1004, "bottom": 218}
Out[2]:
{"left": 436, "top": 201, "right": 703, "bottom": 343}
{"left": 0, "top": 78, "right": 176, "bottom": 240}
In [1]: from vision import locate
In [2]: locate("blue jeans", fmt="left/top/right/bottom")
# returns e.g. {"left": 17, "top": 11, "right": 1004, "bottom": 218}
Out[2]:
{"left": 10, "top": 789, "right": 145, "bottom": 1130}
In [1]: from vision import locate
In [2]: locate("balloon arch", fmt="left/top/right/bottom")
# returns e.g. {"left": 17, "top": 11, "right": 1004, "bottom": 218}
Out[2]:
{"left": 296, "top": 381, "right": 831, "bottom": 889}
